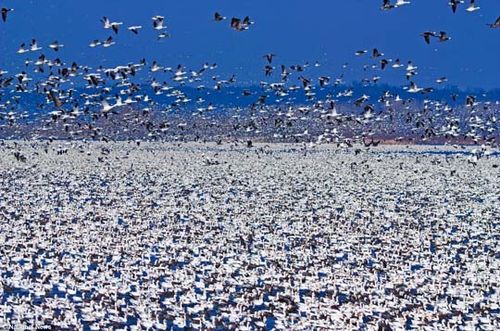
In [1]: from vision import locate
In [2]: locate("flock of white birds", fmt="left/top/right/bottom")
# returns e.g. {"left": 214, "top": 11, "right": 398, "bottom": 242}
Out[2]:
{"left": 0, "top": 1, "right": 499, "bottom": 330}
{"left": 0, "top": 142, "right": 498, "bottom": 330}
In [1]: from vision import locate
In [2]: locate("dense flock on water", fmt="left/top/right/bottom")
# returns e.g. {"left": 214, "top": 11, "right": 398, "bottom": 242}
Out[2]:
{"left": 0, "top": 142, "right": 499, "bottom": 330}
{"left": 0, "top": 1, "right": 499, "bottom": 330}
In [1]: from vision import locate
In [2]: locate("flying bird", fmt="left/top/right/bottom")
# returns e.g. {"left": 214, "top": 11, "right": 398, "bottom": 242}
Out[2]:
{"left": 152, "top": 15, "right": 166, "bottom": 30}
{"left": 17, "top": 43, "right": 29, "bottom": 54}
{"left": 466, "top": 0, "right": 480, "bottom": 12}
{"left": 392, "top": 58, "right": 404, "bottom": 68}
{"left": 380, "top": 59, "right": 389, "bottom": 70}
{"left": 1, "top": 7, "right": 13, "bottom": 22}
{"left": 395, "top": 0, "right": 411, "bottom": 6}
{"left": 318, "top": 76, "right": 330, "bottom": 88}
{"left": 157, "top": 32, "right": 170, "bottom": 40}
{"left": 263, "top": 54, "right": 276, "bottom": 64}
{"left": 214, "top": 12, "right": 226, "bottom": 21}
{"left": 89, "top": 39, "right": 102, "bottom": 48}
{"left": 436, "top": 77, "right": 448, "bottom": 84}
{"left": 127, "top": 26, "right": 142, "bottom": 34}
{"left": 466, "top": 95, "right": 476, "bottom": 107}
{"left": 372, "top": 48, "right": 384, "bottom": 58}
{"left": 438, "top": 31, "right": 451, "bottom": 42}
{"left": 408, "top": 81, "right": 423, "bottom": 93}
{"left": 101, "top": 17, "right": 123, "bottom": 34}
{"left": 49, "top": 41, "right": 64, "bottom": 51}
{"left": 421, "top": 31, "right": 436, "bottom": 44}
{"left": 354, "top": 94, "right": 369, "bottom": 106}
{"left": 488, "top": 17, "right": 500, "bottom": 28}
{"left": 230, "top": 16, "right": 253, "bottom": 31}
{"left": 449, "top": 0, "right": 461, "bottom": 13}
{"left": 382, "top": 0, "right": 411, "bottom": 9}
{"left": 29, "top": 39, "right": 42, "bottom": 52}
{"left": 102, "top": 36, "right": 115, "bottom": 48}
{"left": 264, "top": 65, "right": 273, "bottom": 76}
{"left": 381, "top": 0, "right": 396, "bottom": 10}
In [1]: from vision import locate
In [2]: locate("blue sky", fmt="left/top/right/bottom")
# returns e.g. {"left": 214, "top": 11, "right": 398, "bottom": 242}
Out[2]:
{"left": 0, "top": 0, "right": 499, "bottom": 89}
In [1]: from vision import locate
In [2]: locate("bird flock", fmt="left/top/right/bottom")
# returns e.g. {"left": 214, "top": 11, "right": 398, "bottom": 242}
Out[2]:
{"left": 0, "top": 142, "right": 499, "bottom": 330}
{"left": 0, "top": 2, "right": 498, "bottom": 147}
{"left": 0, "top": 1, "right": 499, "bottom": 330}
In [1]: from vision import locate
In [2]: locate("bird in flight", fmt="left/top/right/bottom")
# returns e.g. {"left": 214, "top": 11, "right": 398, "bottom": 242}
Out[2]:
{"left": 438, "top": 31, "right": 451, "bottom": 42}
{"left": 466, "top": 0, "right": 480, "bottom": 12}
{"left": 263, "top": 54, "right": 276, "bottom": 64}
{"left": 449, "top": 0, "right": 461, "bottom": 13}
{"left": 488, "top": 17, "right": 500, "bottom": 28}
{"left": 214, "top": 12, "right": 226, "bottom": 22}
{"left": 372, "top": 48, "right": 384, "bottom": 58}
{"left": 230, "top": 16, "right": 253, "bottom": 31}
{"left": 395, "top": 0, "right": 411, "bottom": 6}
{"left": 1, "top": 7, "right": 13, "bottom": 22}
{"left": 127, "top": 26, "right": 142, "bottom": 34}
{"left": 89, "top": 39, "right": 102, "bottom": 48}
{"left": 49, "top": 41, "right": 64, "bottom": 51}
{"left": 436, "top": 77, "right": 448, "bottom": 84}
{"left": 101, "top": 17, "right": 123, "bottom": 34}
{"left": 30, "top": 39, "right": 42, "bottom": 52}
{"left": 421, "top": 31, "right": 436, "bottom": 44}
{"left": 381, "top": 0, "right": 411, "bottom": 10}
{"left": 381, "top": 0, "right": 395, "bottom": 10}
{"left": 152, "top": 15, "right": 166, "bottom": 30}
{"left": 102, "top": 36, "right": 115, "bottom": 48}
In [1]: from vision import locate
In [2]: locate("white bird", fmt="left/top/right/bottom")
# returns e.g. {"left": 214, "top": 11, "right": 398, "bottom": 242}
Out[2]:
{"left": 127, "top": 25, "right": 142, "bottom": 34}
{"left": 101, "top": 99, "right": 117, "bottom": 114}
{"left": 89, "top": 39, "right": 102, "bottom": 48}
{"left": 408, "top": 81, "right": 423, "bottom": 93}
{"left": 49, "top": 41, "right": 64, "bottom": 51}
{"left": 17, "top": 43, "right": 29, "bottom": 54}
{"left": 102, "top": 36, "right": 115, "bottom": 48}
{"left": 152, "top": 15, "right": 166, "bottom": 30}
{"left": 157, "top": 32, "right": 170, "bottom": 40}
{"left": 436, "top": 77, "right": 448, "bottom": 84}
{"left": 29, "top": 39, "right": 42, "bottom": 52}
{"left": 466, "top": 0, "right": 480, "bottom": 12}
{"left": 101, "top": 16, "right": 123, "bottom": 34}
{"left": 395, "top": 0, "right": 411, "bottom": 7}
